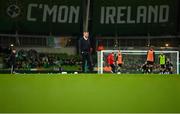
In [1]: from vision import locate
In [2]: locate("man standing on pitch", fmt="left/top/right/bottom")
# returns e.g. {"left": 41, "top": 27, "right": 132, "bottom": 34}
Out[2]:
{"left": 107, "top": 52, "right": 115, "bottom": 73}
{"left": 158, "top": 52, "right": 166, "bottom": 74}
{"left": 79, "top": 31, "right": 93, "bottom": 73}
{"left": 8, "top": 45, "right": 17, "bottom": 74}
{"left": 116, "top": 51, "right": 123, "bottom": 73}
{"left": 146, "top": 47, "right": 155, "bottom": 73}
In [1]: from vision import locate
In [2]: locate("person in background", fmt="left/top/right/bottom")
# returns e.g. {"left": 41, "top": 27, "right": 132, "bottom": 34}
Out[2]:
{"left": 146, "top": 47, "right": 155, "bottom": 73}
{"left": 116, "top": 50, "right": 123, "bottom": 73}
{"left": 107, "top": 52, "right": 115, "bottom": 73}
{"left": 165, "top": 58, "right": 173, "bottom": 74}
{"left": 79, "top": 31, "right": 93, "bottom": 73}
{"left": 97, "top": 41, "right": 104, "bottom": 51}
{"left": 141, "top": 61, "right": 149, "bottom": 74}
{"left": 8, "top": 44, "right": 17, "bottom": 74}
{"left": 158, "top": 52, "right": 166, "bottom": 74}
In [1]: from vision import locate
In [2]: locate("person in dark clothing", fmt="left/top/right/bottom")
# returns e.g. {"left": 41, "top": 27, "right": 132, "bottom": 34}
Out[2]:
{"left": 9, "top": 48, "right": 16, "bottom": 74}
{"left": 79, "top": 31, "right": 93, "bottom": 73}
{"left": 165, "top": 58, "right": 173, "bottom": 74}
{"left": 141, "top": 61, "right": 149, "bottom": 73}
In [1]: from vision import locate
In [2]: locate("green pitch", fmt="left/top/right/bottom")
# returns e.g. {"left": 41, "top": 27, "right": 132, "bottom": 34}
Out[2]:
{"left": 0, "top": 74, "right": 180, "bottom": 113}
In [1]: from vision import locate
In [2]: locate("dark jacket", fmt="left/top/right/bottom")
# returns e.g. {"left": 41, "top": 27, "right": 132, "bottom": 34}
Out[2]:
{"left": 79, "top": 37, "right": 91, "bottom": 53}
{"left": 9, "top": 51, "right": 16, "bottom": 65}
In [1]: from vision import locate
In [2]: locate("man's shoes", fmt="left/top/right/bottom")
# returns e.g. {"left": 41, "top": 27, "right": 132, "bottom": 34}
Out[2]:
{"left": 12, "top": 71, "right": 18, "bottom": 74}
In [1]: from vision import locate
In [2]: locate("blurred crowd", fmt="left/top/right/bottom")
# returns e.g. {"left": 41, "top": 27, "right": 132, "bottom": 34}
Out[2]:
{"left": 3, "top": 49, "right": 81, "bottom": 70}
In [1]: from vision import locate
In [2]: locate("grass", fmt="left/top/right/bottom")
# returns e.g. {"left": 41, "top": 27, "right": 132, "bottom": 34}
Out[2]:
{"left": 0, "top": 74, "right": 180, "bottom": 113}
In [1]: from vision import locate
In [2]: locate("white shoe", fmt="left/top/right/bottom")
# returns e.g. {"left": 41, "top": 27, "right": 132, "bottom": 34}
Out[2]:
{"left": 13, "top": 71, "right": 18, "bottom": 74}
{"left": 117, "top": 72, "right": 121, "bottom": 74}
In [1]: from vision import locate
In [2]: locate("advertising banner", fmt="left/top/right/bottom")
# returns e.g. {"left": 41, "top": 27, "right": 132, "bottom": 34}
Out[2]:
{"left": 0, "top": 0, "right": 82, "bottom": 35}
{"left": 92, "top": 0, "right": 178, "bottom": 36}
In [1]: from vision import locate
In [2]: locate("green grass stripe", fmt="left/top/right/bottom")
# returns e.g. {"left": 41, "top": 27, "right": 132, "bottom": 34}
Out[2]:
{"left": 0, "top": 74, "right": 180, "bottom": 113}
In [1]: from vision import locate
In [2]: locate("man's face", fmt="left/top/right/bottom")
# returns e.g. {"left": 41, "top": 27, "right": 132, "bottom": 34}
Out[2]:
{"left": 83, "top": 32, "right": 89, "bottom": 38}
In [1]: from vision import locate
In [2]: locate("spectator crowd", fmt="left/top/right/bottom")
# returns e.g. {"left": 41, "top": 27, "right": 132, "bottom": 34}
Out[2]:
{"left": 3, "top": 49, "right": 81, "bottom": 70}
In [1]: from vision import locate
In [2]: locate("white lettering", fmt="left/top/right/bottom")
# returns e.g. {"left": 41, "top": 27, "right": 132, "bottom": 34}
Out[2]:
{"left": 58, "top": 6, "right": 68, "bottom": 23}
{"left": 27, "top": 4, "right": 80, "bottom": 23}
{"left": 117, "top": 7, "right": 126, "bottom": 24}
{"left": 43, "top": 5, "right": 57, "bottom": 23}
{"left": 127, "top": 6, "right": 135, "bottom": 24}
{"left": 27, "top": 4, "right": 38, "bottom": 21}
{"left": 68, "top": 6, "right": 79, "bottom": 23}
{"left": 137, "top": 6, "right": 147, "bottom": 23}
{"left": 148, "top": 6, "right": 158, "bottom": 23}
{"left": 105, "top": 7, "right": 116, "bottom": 24}
{"left": 100, "top": 5, "right": 170, "bottom": 24}
{"left": 159, "top": 5, "right": 169, "bottom": 22}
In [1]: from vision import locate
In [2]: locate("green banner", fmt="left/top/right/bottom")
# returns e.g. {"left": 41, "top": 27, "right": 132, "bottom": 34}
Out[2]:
{"left": 0, "top": 0, "right": 82, "bottom": 35}
{"left": 92, "top": 0, "right": 178, "bottom": 36}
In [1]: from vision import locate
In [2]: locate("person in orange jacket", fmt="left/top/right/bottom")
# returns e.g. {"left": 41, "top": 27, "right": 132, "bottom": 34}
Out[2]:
{"left": 146, "top": 47, "right": 155, "bottom": 73}
{"left": 116, "top": 51, "right": 123, "bottom": 73}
